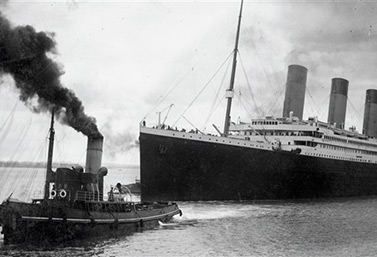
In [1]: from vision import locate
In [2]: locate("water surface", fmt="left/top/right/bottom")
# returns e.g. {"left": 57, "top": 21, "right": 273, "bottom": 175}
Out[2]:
{"left": 1, "top": 167, "right": 377, "bottom": 256}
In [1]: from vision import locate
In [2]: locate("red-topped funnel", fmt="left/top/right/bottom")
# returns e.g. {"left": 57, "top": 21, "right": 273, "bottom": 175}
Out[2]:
{"left": 282, "top": 65, "right": 308, "bottom": 121}
{"left": 327, "top": 78, "right": 348, "bottom": 129}
{"left": 363, "top": 89, "right": 377, "bottom": 137}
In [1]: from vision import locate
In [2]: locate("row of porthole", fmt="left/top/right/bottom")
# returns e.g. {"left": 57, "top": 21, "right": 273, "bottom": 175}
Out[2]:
{"left": 306, "top": 152, "right": 373, "bottom": 163}
{"left": 173, "top": 133, "right": 268, "bottom": 149}
{"left": 168, "top": 132, "right": 374, "bottom": 162}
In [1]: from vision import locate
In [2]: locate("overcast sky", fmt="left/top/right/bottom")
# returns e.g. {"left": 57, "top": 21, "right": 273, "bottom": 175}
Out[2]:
{"left": 1, "top": 0, "right": 377, "bottom": 165}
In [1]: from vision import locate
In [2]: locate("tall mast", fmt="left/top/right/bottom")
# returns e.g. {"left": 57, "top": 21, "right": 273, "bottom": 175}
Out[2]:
{"left": 44, "top": 108, "right": 55, "bottom": 199}
{"left": 223, "top": 0, "right": 244, "bottom": 136}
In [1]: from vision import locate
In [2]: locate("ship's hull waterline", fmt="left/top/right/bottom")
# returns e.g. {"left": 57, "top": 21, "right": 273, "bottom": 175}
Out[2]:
{"left": 140, "top": 130, "right": 377, "bottom": 202}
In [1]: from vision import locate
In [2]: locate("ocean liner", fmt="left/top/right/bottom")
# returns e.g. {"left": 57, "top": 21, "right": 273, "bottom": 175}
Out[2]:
{"left": 0, "top": 110, "right": 181, "bottom": 245}
{"left": 139, "top": 1, "right": 377, "bottom": 201}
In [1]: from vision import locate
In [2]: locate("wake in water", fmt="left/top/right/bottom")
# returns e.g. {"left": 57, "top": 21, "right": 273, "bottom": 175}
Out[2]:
{"left": 159, "top": 219, "right": 198, "bottom": 227}
{"left": 174, "top": 201, "right": 271, "bottom": 221}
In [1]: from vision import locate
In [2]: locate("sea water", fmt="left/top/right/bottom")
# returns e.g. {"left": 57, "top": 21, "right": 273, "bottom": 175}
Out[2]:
{"left": 1, "top": 167, "right": 377, "bottom": 256}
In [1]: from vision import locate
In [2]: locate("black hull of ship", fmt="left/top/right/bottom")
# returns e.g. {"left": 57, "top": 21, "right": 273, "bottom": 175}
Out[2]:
{"left": 140, "top": 132, "right": 377, "bottom": 201}
{"left": 0, "top": 200, "right": 181, "bottom": 245}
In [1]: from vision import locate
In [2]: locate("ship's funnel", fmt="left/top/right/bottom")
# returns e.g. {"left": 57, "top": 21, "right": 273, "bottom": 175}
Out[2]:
{"left": 85, "top": 136, "right": 103, "bottom": 174}
{"left": 327, "top": 78, "right": 348, "bottom": 129}
{"left": 363, "top": 89, "right": 377, "bottom": 137}
{"left": 282, "top": 65, "right": 308, "bottom": 120}
{"left": 85, "top": 135, "right": 106, "bottom": 200}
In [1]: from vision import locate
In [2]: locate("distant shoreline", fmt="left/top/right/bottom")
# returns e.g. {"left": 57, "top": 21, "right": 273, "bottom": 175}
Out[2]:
{"left": 0, "top": 162, "right": 139, "bottom": 169}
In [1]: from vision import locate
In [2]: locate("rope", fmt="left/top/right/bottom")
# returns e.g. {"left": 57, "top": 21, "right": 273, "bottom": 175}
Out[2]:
{"left": 243, "top": 30, "right": 277, "bottom": 93}
{"left": 234, "top": 90, "right": 255, "bottom": 120}
{"left": 347, "top": 96, "right": 363, "bottom": 128}
{"left": 1, "top": 116, "right": 34, "bottom": 198}
{"left": 0, "top": 102, "right": 17, "bottom": 148}
{"left": 202, "top": 93, "right": 226, "bottom": 132}
{"left": 257, "top": 36, "right": 281, "bottom": 93}
{"left": 299, "top": 87, "right": 330, "bottom": 122}
{"left": 0, "top": 100, "right": 18, "bottom": 134}
{"left": 182, "top": 116, "right": 205, "bottom": 135}
{"left": 24, "top": 162, "right": 43, "bottom": 201}
{"left": 202, "top": 55, "right": 232, "bottom": 130}
{"left": 0, "top": 127, "right": 47, "bottom": 201}
{"left": 162, "top": 104, "right": 174, "bottom": 125}
{"left": 266, "top": 85, "right": 285, "bottom": 115}
{"left": 142, "top": 66, "right": 195, "bottom": 122}
{"left": 172, "top": 51, "right": 234, "bottom": 127}
{"left": 5, "top": 114, "right": 33, "bottom": 164}
{"left": 12, "top": 130, "right": 47, "bottom": 201}
{"left": 238, "top": 52, "right": 263, "bottom": 117}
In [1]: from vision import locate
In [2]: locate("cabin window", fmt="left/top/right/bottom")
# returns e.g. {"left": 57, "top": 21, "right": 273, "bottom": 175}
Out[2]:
{"left": 294, "top": 141, "right": 317, "bottom": 147}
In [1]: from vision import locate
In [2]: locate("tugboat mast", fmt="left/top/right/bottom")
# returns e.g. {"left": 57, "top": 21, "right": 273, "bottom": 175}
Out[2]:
{"left": 223, "top": 0, "right": 244, "bottom": 137}
{"left": 44, "top": 108, "right": 55, "bottom": 199}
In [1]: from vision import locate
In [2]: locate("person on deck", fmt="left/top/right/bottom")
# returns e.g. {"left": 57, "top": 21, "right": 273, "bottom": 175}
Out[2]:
{"left": 108, "top": 186, "right": 114, "bottom": 202}
{"left": 116, "top": 183, "right": 123, "bottom": 194}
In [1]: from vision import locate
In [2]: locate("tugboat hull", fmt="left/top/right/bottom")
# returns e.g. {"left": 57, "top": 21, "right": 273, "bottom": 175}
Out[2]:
{"left": 1, "top": 200, "right": 181, "bottom": 245}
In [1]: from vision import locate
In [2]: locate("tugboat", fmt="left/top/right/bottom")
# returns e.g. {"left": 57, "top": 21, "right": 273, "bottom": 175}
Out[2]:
{"left": 0, "top": 110, "right": 181, "bottom": 245}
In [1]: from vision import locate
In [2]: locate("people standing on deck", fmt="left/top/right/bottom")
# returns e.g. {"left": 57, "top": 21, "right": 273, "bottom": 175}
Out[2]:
{"left": 108, "top": 186, "right": 114, "bottom": 202}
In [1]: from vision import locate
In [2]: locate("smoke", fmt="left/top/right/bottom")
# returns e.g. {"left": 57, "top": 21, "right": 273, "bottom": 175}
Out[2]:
{"left": 282, "top": 2, "right": 377, "bottom": 76}
{"left": 101, "top": 122, "right": 138, "bottom": 160}
{"left": 0, "top": 12, "right": 101, "bottom": 138}
{"left": 0, "top": 1, "right": 9, "bottom": 7}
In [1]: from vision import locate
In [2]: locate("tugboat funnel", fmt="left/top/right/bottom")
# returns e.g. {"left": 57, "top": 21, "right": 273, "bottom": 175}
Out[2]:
{"left": 85, "top": 135, "right": 106, "bottom": 200}
{"left": 85, "top": 136, "right": 103, "bottom": 174}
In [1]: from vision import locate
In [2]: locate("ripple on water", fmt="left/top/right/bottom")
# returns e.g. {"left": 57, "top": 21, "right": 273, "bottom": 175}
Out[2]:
{"left": 2, "top": 198, "right": 377, "bottom": 256}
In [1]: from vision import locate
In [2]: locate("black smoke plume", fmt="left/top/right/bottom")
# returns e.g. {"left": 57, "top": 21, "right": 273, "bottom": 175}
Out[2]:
{"left": 0, "top": 12, "right": 102, "bottom": 138}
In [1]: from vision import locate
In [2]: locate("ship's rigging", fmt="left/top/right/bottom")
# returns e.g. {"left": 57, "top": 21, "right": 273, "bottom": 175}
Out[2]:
{"left": 140, "top": 0, "right": 285, "bottom": 138}
{"left": 223, "top": 0, "right": 244, "bottom": 137}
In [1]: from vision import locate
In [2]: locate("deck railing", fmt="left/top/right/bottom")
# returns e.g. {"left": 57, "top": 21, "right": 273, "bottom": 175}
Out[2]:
{"left": 75, "top": 191, "right": 104, "bottom": 202}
